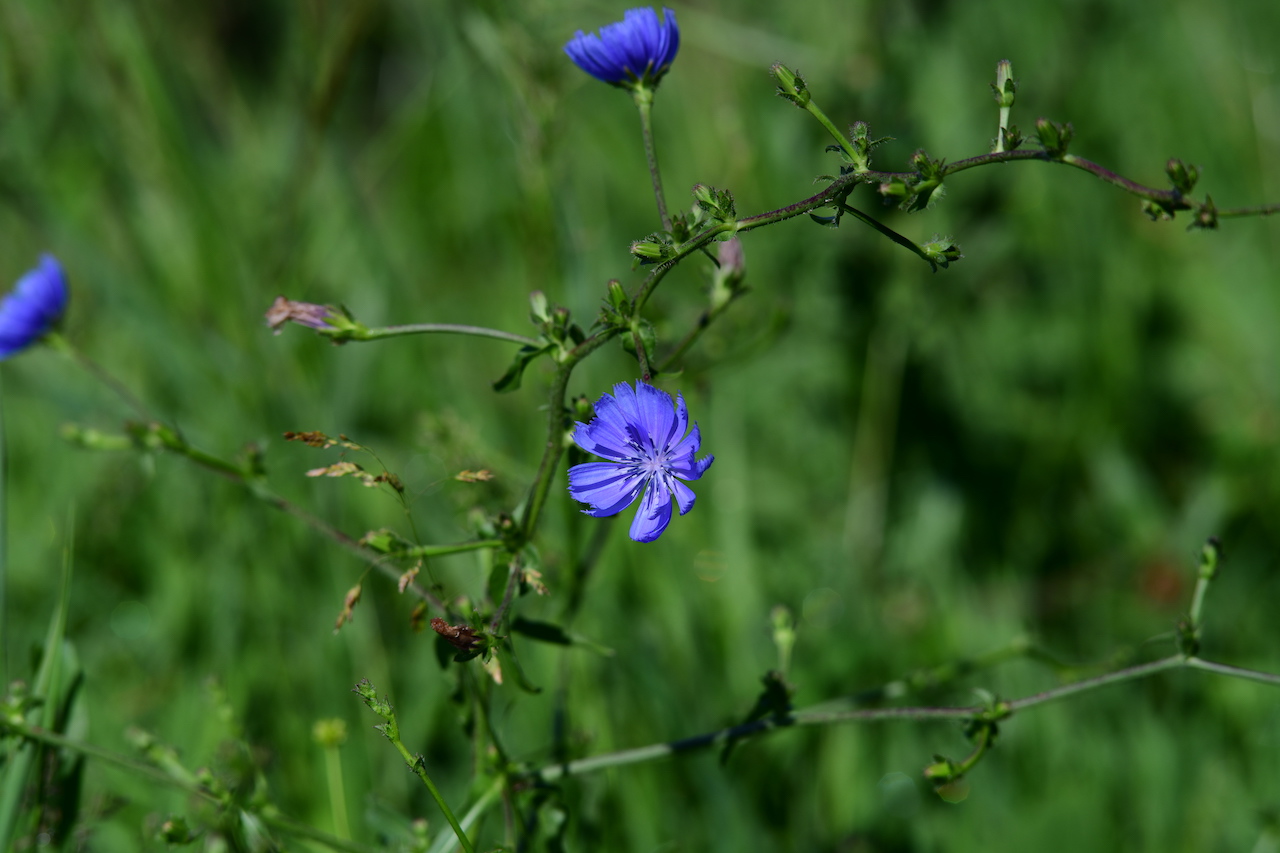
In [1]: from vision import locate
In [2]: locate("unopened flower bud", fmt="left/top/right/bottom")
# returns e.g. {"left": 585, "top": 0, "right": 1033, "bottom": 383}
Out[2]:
{"left": 991, "top": 60, "right": 1016, "bottom": 108}
{"left": 606, "top": 280, "right": 630, "bottom": 313}
{"left": 1165, "top": 158, "right": 1200, "bottom": 195}
{"left": 630, "top": 238, "right": 672, "bottom": 263}
{"left": 770, "top": 62, "right": 810, "bottom": 108}
{"left": 717, "top": 237, "right": 745, "bottom": 280}
{"left": 1034, "top": 118, "right": 1073, "bottom": 158}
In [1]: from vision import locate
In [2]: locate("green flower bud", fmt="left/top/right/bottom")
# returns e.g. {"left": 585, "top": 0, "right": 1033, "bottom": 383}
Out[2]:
{"left": 630, "top": 238, "right": 673, "bottom": 264}
{"left": 1165, "top": 158, "right": 1200, "bottom": 195}
{"left": 529, "top": 290, "right": 550, "bottom": 324}
{"left": 991, "top": 59, "right": 1016, "bottom": 108}
{"left": 1035, "top": 118, "right": 1073, "bottom": 158}
{"left": 770, "top": 62, "right": 810, "bottom": 108}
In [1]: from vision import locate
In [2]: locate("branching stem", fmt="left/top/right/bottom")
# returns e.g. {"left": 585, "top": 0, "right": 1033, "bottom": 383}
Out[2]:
{"left": 352, "top": 323, "right": 539, "bottom": 347}
{"left": 527, "top": 653, "right": 1277, "bottom": 783}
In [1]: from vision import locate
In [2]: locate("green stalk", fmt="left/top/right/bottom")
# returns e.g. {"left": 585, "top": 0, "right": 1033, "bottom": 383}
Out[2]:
{"left": 370, "top": 708, "right": 475, "bottom": 853}
{"left": 425, "top": 776, "right": 505, "bottom": 853}
{"left": 351, "top": 324, "right": 538, "bottom": 347}
{"left": 323, "top": 742, "right": 350, "bottom": 840}
{"left": 527, "top": 653, "right": 1278, "bottom": 783}
{"left": 633, "top": 85, "right": 671, "bottom": 231}
{"left": 517, "top": 330, "right": 620, "bottom": 542}
{"left": 398, "top": 540, "right": 505, "bottom": 559}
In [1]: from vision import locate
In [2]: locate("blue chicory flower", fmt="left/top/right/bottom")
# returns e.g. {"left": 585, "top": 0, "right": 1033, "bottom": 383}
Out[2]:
{"left": 568, "top": 380, "right": 713, "bottom": 543}
{"left": 564, "top": 7, "right": 680, "bottom": 89}
{"left": 0, "top": 254, "right": 69, "bottom": 360}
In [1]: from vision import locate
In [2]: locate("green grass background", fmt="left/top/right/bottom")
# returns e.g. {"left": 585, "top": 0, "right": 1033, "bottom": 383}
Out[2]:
{"left": 3, "top": 0, "right": 1279, "bottom": 850}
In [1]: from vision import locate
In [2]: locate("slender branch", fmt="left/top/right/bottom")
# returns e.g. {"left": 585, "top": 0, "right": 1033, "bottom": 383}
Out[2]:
{"left": 1003, "top": 655, "right": 1185, "bottom": 712}
{"left": 398, "top": 539, "right": 505, "bottom": 559}
{"left": 516, "top": 329, "right": 620, "bottom": 542}
{"left": 112, "top": 422, "right": 453, "bottom": 612}
{"left": 1185, "top": 657, "right": 1280, "bottom": 687}
{"left": 1217, "top": 203, "right": 1280, "bottom": 218}
{"left": 655, "top": 291, "right": 744, "bottom": 374}
{"left": 47, "top": 332, "right": 153, "bottom": 421}
{"left": 526, "top": 653, "right": 1278, "bottom": 783}
{"left": 633, "top": 86, "right": 671, "bottom": 231}
{"left": 630, "top": 324, "right": 652, "bottom": 381}
{"left": 355, "top": 681, "right": 476, "bottom": 853}
{"left": 671, "top": 140, "right": 1279, "bottom": 269}
{"left": 425, "top": 775, "right": 505, "bottom": 853}
{"left": 836, "top": 202, "right": 936, "bottom": 268}
{"left": 352, "top": 324, "right": 539, "bottom": 347}
{"left": 489, "top": 561, "right": 519, "bottom": 633}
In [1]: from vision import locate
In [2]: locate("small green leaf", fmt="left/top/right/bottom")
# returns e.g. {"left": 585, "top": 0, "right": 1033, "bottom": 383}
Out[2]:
{"left": 511, "top": 617, "right": 573, "bottom": 645}
{"left": 493, "top": 343, "right": 553, "bottom": 393}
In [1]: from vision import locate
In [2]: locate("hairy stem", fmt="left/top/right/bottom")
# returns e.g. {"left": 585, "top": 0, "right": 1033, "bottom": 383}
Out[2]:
{"left": 517, "top": 330, "right": 621, "bottom": 542}
{"left": 527, "top": 653, "right": 1278, "bottom": 783}
{"left": 634, "top": 86, "right": 671, "bottom": 231}
{"left": 352, "top": 323, "right": 539, "bottom": 347}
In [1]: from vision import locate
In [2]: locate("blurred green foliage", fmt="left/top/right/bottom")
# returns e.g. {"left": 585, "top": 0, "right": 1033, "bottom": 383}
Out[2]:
{"left": 2, "top": 0, "right": 1279, "bottom": 850}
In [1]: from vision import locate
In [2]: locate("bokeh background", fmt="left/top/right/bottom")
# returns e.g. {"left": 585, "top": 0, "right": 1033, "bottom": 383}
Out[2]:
{"left": 3, "top": 0, "right": 1279, "bottom": 850}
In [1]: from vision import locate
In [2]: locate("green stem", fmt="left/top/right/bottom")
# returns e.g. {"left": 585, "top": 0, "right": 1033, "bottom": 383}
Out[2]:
{"left": 1187, "top": 539, "right": 1220, "bottom": 633}
{"left": 836, "top": 202, "right": 937, "bottom": 269}
{"left": 995, "top": 103, "right": 1011, "bottom": 154}
{"left": 656, "top": 284, "right": 748, "bottom": 374}
{"left": 47, "top": 332, "right": 152, "bottom": 421}
{"left": 489, "top": 561, "right": 519, "bottom": 633}
{"left": 630, "top": 323, "right": 652, "bottom": 381}
{"left": 527, "top": 653, "right": 1277, "bottom": 783}
{"left": 425, "top": 775, "right": 505, "bottom": 853}
{"left": 136, "top": 423, "right": 453, "bottom": 612}
{"left": 1003, "top": 655, "right": 1185, "bottom": 712}
{"left": 351, "top": 324, "right": 538, "bottom": 347}
{"left": 389, "top": 740, "right": 476, "bottom": 853}
{"left": 322, "top": 742, "right": 350, "bottom": 840}
{"left": 1185, "top": 657, "right": 1280, "bottom": 687}
{"left": 633, "top": 85, "right": 671, "bottom": 231}
{"left": 517, "top": 331, "right": 620, "bottom": 542}
{"left": 803, "top": 98, "right": 860, "bottom": 164}
{"left": 398, "top": 539, "right": 505, "bottom": 559}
